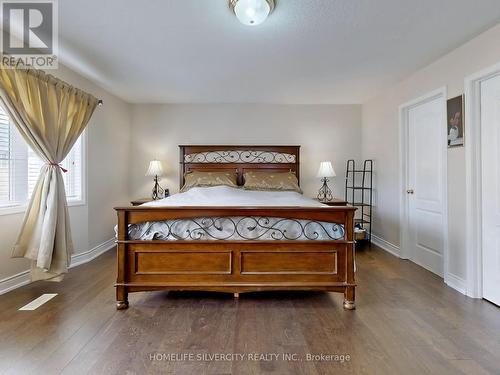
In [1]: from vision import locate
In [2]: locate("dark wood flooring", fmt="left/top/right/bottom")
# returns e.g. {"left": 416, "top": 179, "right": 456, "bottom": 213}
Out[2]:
{"left": 0, "top": 244, "right": 499, "bottom": 375}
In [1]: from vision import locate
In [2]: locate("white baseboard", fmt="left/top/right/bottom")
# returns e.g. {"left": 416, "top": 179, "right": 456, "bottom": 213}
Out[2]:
{"left": 70, "top": 238, "right": 116, "bottom": 268}
{"left": 0, "top": 270, "right": 31, "bottom": 295}
{"left": 445, "top": 273, "right": 467, "bottom": 295}
{"left": 371, "top": 234, "right": 401, "bottom": 258}
{"left": 0, "top": 238, "right": 115, "bottom": 295}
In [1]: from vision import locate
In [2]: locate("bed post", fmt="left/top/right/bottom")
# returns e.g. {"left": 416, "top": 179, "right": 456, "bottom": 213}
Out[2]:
{"left": 343, "top": 210, "right": 356, "bottom": 310}
{"left": 116, "top": 210, "right": 129, "bottom": 310}
{"left": 179, "top": 146, "right": 185, "bottom": 189}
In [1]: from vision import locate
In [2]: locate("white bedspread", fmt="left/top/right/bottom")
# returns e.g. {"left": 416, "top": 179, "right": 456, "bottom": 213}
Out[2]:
{"left": 124, "top": 186, "right": 344, "bottom": 241}
{"left": 141, "top": 186, "right": 326, "bottom": 207}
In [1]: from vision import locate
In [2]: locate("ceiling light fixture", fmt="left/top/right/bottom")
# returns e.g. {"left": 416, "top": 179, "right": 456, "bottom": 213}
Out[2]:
{"left": 229, "top": 0, "right": 275, "bottom": 26}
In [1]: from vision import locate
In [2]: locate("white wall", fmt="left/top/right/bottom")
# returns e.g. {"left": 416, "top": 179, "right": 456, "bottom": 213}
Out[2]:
{"left": 129, "top": 104, "right": 362, "bottom": 200}
{"left": 362, "top": 23, "right": 500, "bottom": 281}
{"left": 0, "top": 64, "right": 131, "bottom": 285}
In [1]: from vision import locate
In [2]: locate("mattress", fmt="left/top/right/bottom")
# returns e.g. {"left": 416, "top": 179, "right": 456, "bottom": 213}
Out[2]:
{"left": 124, "top": 186, "right": 345, "bottom": 241}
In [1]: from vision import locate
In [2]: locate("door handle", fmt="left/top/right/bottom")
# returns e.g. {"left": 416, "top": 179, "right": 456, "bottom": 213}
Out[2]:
{"left": 406, "top": 189, "right": 414, "bottom": 194}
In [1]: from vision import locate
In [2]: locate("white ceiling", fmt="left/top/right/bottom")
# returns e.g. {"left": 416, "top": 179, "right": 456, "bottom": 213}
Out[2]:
{"left": 57, "top": 0, "right": 500, "bottom": 104}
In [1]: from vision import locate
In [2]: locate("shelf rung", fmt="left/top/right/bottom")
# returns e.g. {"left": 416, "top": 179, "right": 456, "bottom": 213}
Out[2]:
{"left": 355, "top": 219, "right": 370, "bottom": 224}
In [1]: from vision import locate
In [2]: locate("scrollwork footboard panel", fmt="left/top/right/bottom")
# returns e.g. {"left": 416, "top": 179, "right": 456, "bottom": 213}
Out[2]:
{"left": 127, "top": 216, "right": 345, "bottom": 241}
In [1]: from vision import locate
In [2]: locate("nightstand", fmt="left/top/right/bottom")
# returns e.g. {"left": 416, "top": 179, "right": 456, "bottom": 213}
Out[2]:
{"left": 130, "top": 198, "right": 154, "bottom": 206}
{"left": 313, "top": 198, "right": 348, "bottom": 206}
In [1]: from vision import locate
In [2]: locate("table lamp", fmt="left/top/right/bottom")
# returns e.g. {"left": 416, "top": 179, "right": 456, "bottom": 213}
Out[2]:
{"left": 317, "top": 161, "right": 336, "bottom": 202}
{"left": 146, "top": 160, "right": 165, "bottom": 200}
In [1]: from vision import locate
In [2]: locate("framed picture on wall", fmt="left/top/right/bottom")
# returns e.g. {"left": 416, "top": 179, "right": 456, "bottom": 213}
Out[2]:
{"left": 447, "top": 95, "right": 464, "bottom": 147}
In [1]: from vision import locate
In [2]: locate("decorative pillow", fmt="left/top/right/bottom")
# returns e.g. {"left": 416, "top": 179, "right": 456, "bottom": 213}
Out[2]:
{"left": 180, "top": 170, "right": 238, "bottom": 192}
{"left": 243, "top": 171, "right": 302, "bottom": 193}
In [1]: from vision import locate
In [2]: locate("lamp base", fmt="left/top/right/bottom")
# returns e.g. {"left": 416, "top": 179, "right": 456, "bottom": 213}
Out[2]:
{"left": 317, "top": 178, "right": 333, "bottom": 202}
{"left": 151, "top": 175, "right": 165, "bottom": 200}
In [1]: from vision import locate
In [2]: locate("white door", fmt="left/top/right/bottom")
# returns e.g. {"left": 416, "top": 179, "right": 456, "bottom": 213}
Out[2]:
{"left": 480, "top": 74, "right": 500, "bottom": 306}
{"left": 406, "top": 96, "right": 446, "bottom": 277}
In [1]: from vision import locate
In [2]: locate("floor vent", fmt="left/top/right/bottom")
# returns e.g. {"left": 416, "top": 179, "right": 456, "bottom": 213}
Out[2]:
{"left": 19, "top": 293, "right": 58, "bottom": 311}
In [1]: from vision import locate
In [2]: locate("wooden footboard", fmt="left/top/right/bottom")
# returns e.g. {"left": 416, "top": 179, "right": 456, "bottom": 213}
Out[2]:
{"left": 114, "top": 206, "right": 356, "bottom": 310}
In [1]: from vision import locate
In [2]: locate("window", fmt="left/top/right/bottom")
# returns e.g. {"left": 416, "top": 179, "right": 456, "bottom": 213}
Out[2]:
{"left": 0, "top": 105, "right": 84, "bottom": 210}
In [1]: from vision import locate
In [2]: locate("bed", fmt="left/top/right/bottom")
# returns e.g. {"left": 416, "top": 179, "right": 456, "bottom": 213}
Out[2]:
{"left": 114, "top": 145, "right": 357, "bottom": 310}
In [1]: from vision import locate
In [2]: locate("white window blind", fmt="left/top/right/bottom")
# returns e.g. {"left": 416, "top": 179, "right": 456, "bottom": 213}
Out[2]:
{"left": 0, "top": 110, "right": 10, "bottom": 203}
{"left": 0, "top": 105, "right": 84, "bottom": 209}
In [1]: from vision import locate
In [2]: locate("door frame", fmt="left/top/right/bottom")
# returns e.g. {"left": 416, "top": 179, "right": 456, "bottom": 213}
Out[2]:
{"left": 464, "top": 62, "right": 500, "bottom": 298}
{"left": 399, "top": 87, "right": 449, "bottom": 282}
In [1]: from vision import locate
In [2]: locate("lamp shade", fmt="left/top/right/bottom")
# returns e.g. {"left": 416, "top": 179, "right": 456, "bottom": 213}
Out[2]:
{"left": 316, "top": 161, "right": 336, "bottom": 178}
{"left": 234, "top": 0, "right": 271, "bottom": 26}
{"left": 145, "top": 160, "right": 164, "bottom": 177}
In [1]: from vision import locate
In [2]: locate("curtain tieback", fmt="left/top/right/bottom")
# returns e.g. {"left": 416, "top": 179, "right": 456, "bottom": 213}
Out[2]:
{"left": 48, "top": 162, "right": 68, "bottom": 173}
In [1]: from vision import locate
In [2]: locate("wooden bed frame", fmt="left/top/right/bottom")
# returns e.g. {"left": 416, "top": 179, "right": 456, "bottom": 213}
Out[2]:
{"left": 115, "top": 145, "right": 357, "bottom": 310}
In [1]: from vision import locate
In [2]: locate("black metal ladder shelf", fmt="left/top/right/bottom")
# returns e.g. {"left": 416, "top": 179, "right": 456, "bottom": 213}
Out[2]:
{"left": 345, "top": 160, "right": 373, "bottom": 242}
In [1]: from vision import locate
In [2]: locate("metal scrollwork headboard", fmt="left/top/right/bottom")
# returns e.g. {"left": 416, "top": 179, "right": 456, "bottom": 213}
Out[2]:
{"left": 179, "top": 145, "right": 300, "bottom": 188}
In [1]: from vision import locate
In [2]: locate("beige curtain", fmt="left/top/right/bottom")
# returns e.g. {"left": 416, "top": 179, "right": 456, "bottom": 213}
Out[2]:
{"left": 0, "top": 67, "right": 98, "bottom": 281}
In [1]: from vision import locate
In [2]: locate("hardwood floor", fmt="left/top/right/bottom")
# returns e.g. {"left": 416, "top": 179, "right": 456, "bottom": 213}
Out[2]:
{"left": 0, "top": 244, "right": 499, "bottom": 375}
